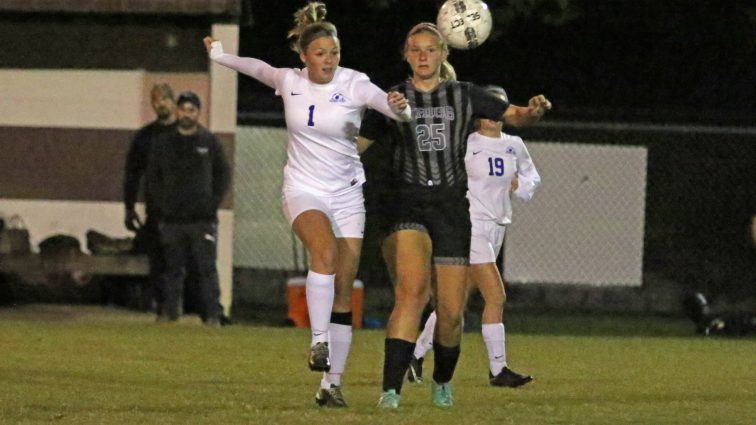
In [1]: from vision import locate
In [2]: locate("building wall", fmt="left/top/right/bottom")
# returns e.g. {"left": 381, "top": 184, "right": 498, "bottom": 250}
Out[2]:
{"left": 0, "top": 16, "right": 239, "bottom": 314}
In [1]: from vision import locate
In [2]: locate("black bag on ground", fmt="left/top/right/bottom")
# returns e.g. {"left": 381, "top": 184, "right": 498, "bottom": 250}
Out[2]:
{"left": 86, "top": 230, "right": 133, "bottom": 255}
{"left": 39, "top": 234, "right": 81, "bottom": 257}
{"left": 0, "top": 215, "right": 32, "bottom": 255}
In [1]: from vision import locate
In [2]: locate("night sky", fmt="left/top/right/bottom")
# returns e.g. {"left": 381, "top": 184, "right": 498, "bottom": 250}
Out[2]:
{"left": 237, "top": 0, "right": 755, "bottom": 126}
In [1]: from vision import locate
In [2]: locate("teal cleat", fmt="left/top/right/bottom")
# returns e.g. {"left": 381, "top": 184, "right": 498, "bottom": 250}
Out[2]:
{"left": 377, "top": 389, "right": 401, "bottom": 409}
{"left": 431, "top": 381, "right": 454, "bottom": 407}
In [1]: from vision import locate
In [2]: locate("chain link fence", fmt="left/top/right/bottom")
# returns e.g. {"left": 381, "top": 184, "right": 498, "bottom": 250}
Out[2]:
{"left": 233, "top": 126, "right": 307, "bottom": 271}
{"left": 233, "top": 122, "right": 756, "bottom": 299}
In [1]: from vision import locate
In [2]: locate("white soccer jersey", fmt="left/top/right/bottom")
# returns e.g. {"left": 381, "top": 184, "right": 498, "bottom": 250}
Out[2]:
{"left": 210, "top": 42, "right": 409, "bottom": 195}
{"left": 465, "top": 132, "right": 541, "bottom": 225}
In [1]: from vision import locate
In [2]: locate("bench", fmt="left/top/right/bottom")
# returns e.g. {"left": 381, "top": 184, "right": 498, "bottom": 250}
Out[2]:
{"left": 0, "top": 253, "right": 149, "bottom": 276}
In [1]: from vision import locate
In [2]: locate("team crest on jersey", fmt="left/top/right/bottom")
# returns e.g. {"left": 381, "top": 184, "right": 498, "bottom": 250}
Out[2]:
{"left": 329, "top": 92, "right": 346, "bottom": 103}
{"left": 505, "top": 146, "right": 516, "bottom": 155}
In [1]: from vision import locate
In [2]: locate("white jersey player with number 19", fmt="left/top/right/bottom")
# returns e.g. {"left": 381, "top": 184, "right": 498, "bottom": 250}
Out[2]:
{"left": 465, "top": 98, "right": 540, "bottom": 385}
{"left": 204, "top": 2, "right": 411, "bottom": 409}
{"left": 465, "top": 130, "right": 540, "bottom": 263}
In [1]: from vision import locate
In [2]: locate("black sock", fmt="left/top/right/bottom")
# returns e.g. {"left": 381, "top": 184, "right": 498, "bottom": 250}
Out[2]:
{"left": 432, "top": 343, "right": 461, "bottom": 384}
{"left": 383, "top": 338, "right": 415, "bottom": 394}
{"left": 330, "top": 311, "right": 352, "bottom": 326}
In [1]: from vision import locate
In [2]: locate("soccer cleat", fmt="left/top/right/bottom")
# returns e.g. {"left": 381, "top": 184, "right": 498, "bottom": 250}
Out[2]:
{"left": 377, "top": 389, "right": 401, "bottom": 409}
{"left": 315, "top": 385, "right": 347, "bottom": 408}
{"left": 704, "top": 318, "right": 726, "bottom": 336}
{"left": 489, "top": 366, "right": 534, "bottom": 387}
{"left": 431, "top": 381, "right": 454, "bottom": 407}
{"left": 308, "top": 342, "right": 331, "bottom": 372}
{"left": 407, "top": 356, "right": 424, "bottom": 383}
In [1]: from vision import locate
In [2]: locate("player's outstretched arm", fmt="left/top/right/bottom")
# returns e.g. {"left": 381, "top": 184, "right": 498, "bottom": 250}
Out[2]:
{"left": 203, "top": 36, "right": 280, "bottom": 89}
{"left": 502, "top": 95, "right": 552, "bottom": 127}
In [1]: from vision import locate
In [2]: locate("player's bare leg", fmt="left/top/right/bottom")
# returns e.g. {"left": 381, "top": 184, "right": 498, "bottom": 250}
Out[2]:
{"left": 378, "top": 230, "right": 431, "bottom": 407}
{"left": 315, "top": 237, "right": 362, "bottom": 407}
{"left": 469, "top": 263, "right": 532, "bottom": 387}
{"left": 292, "top": 210, "right": 337, "bottom": 372}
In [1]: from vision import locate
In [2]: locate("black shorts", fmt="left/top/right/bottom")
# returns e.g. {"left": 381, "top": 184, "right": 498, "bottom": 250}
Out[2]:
{"left": 387, "top": 185, "right": 471, "bottom": 265}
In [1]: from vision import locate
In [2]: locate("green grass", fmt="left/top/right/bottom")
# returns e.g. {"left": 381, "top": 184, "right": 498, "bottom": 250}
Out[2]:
{"left": 0, "top": 305, "right": 754, "bottom": 425}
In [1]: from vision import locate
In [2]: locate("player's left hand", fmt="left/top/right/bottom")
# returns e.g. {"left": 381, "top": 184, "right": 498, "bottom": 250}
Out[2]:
{"left": 203, "top": 36, "right": 215, "bottom": 54}
{"left": 204, "top": 36, "right": 225, "bottom": 60}
{"left": 387, "top": 91, "right": 409, "bottom": 114}
{"left": 528, "top": 95, "right": 552, "bottom": 118}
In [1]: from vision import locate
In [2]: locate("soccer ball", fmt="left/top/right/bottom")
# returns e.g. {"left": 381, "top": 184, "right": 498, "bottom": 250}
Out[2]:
{"left": 436, "top": 0, "right": 493, "bottom": 50}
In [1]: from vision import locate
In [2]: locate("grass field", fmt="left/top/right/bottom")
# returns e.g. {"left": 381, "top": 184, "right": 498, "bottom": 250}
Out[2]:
{"left": 0, "top": 305, "right": 754, "bottom": 425}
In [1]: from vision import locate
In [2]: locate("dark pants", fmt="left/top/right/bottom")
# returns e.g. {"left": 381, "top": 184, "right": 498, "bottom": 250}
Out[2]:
{"left": 133, "top": 216, "right": 165, "bottom": 312}
{"left": 158, "top": 221, "right": 221, "bottom": 322}
{"left": 135, "top": 217, "right": 203, "bottom": 316}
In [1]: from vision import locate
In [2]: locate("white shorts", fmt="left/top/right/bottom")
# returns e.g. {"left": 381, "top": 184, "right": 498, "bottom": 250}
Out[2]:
{"left": 282, "top": 184, "right": 366, "bottom": 239}
{"left": 469, "top": 219, "right": 507, "bottom": 264}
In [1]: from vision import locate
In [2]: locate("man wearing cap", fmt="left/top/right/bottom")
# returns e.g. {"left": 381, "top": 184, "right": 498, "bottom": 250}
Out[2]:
{"left": 123, "top": 83, "right": 177, "bottom": 312}
{"left": 147, "top": 91, "right": 231, "bottom": 325}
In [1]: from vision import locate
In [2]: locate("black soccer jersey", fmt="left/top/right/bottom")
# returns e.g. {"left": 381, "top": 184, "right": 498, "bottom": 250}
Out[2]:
{"left": 360, "top": 80, "right": 509, "bottom": 188}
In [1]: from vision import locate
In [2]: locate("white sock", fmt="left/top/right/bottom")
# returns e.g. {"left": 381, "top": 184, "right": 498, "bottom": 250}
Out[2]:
{"left": 413, "top": 311, "right": 437, "bottom": 359}
{"left": 482, "top": 323, "right": 506, "bottom": 375}
{"left": 305, "top": 270, "right": 335, "bottom": 345}
{"left": 323, "top": 322, "right": 352, "bottom": 388}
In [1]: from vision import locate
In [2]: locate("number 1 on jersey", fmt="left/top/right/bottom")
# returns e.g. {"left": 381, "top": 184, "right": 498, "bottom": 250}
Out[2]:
{"left": 307, "top": 105, "right": 315, "bottom": 127}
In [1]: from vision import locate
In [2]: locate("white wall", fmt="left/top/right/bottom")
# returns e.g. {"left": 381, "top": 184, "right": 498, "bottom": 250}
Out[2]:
{"left": 504, "top": 142, "right": 647, "bottom": 286}
{"left": 0, "top": 69, "right": 143, "bottom": 129}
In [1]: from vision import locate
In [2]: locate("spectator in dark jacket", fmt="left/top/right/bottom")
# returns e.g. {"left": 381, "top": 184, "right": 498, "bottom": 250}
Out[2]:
{"left": 123, "top": 83, "right": 177, "bottom": 312}
{"left": 147, "top": 91, "right": 231, "bottom": 325}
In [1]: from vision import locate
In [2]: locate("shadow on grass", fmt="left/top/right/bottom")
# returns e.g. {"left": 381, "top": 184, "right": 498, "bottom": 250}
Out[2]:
{"left": 231, "top": 304, "right": 701, "bottom": 338}
{"left": 504, "top": 310, "right": 697, "bottom": 338}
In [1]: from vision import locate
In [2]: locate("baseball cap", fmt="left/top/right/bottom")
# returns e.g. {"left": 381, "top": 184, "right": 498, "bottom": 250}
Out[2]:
{"left": 177, "top": 91, "right": 201, "bottom": 109}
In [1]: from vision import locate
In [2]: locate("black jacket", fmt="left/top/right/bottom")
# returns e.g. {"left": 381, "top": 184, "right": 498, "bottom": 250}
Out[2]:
{"left": 123, "top": 120, "right": 178, "bottom": 217}
{"left": 147, "top": 126, "right": 231, "bottom": 223}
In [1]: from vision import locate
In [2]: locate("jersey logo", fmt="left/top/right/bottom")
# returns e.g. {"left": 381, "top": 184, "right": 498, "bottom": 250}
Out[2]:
{"left": 196, "top": 147, "right": 209, "bottom": 155}
{"left": 291, "top": 91, "right": 302, "bottom": 96}
{"left": 329, "top": 92, "right": 346, "bottom": 103}
{"left": 505, "top": 146, "right": 516, "bottom": 154}
{"left": 472, "top": 150, "right": 483, "bottom": 155}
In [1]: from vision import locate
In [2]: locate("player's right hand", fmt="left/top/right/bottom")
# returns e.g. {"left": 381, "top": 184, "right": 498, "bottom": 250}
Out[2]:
{"left": 124, "top": 209, "right": 143, "bottom": 232}
{"left": 387, "top": 91, "right": 408, "bottom": 112}
{"left": 528, "top": 95, "right": 552, "bottom": 118}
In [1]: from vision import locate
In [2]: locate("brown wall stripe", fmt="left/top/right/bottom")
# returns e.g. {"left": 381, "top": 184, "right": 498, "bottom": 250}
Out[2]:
{"left": 0, "top": 126, "right": 234, "bottom": 208}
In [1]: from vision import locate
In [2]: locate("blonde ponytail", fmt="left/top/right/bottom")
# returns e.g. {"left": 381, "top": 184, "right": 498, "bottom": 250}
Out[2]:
{"left": 287, "top": 2, "right": 337, "bottom": 53}
{"left": 440, "top": 60, "right": 457, "bottom": 81}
